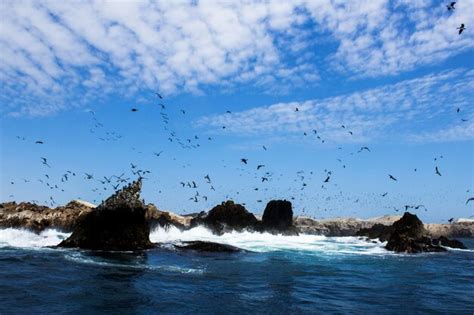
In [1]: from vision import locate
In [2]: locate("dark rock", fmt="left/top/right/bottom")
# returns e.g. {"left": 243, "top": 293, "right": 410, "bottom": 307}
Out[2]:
{"left": 190, "top": 200, "right": 258, "bottom": 235}
{"left": 433, "top": 236, "right": 467, "bottom": 249}
{"left": 261, "top": 200, "right": 298, "bottom": 235}
{"left": 356, "top": 223, "right": 393, "bottom": 241}
{"left": 58, "top": 179, "right": 153, "bottom": 251}
{"left": 384, "top": 212, "right": 454, "bottom": 253}
{"left": 175, "top": 241, "right": 243, "bottom": 253}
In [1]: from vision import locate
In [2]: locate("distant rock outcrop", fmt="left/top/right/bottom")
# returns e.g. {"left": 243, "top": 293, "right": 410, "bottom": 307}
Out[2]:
{"left": 190, "top": 200, "right": 258, "bottom": 235}
{"left": 0, "top": 200, "right": 94, "bottom": 232}
{"left": 58, "top": 179, "right": 154, "bottom": 251}
{"left": 357, "top": 212, "right": 467, "bottom": 253}
{"left": 262, "top": 200, "right": 298, "bottom": 235}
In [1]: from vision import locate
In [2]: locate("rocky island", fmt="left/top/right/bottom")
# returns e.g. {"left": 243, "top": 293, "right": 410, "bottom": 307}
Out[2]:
{"left": 1, "top": 179, "right": 471, "bottom": 253}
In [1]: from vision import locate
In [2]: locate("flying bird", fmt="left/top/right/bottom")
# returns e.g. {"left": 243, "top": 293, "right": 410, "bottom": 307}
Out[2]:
{"left": 358, "top": 146, "right": 370, "bottom": 153}
{"left": 324, "top": 176, "right": 330, "bottom": 183}
{"left": 389, "top": 174, "right": 397, "bottom": 181}
{"left": 457, "top": 24, "right": 466, "bottom": 35}
{"left": 448, "top": 218, "right": 454, "bottom": 224}
{"left": 262, "top": 145, "right": 267, "bottom": 151}
{"left": 40, "top": 157, "right": 50, "bottom": 168}
{"left": 257, "top": 164, "right": 265, "bottom": 170}
{"left": 381, "top": 192, "right": 388, "bottom": 197}
{"left": 155, "top": 92, "right": 163, "bottom": 99}
{"left": 447, "top": 2, "right": 456, "bottom": 10}
{"left": 35, "top": 141, "right": 44, "bottom": 144}
{"left": 241, "top": 158, "right": 248, "bottom": 164}
{"left": 204, "top": 175, "right": 211, "bottom": 183}
{"left": 466, "top": 197, "right": 474, "bottom": 205}
{"left": 435, "top": 166, "right": 442, "bottom": 176}
{"left": 131, "top": 108, "right": 138, "bottom": 112}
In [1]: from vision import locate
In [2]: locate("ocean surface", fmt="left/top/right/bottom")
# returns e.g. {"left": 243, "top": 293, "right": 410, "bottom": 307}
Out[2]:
{"left": 1, "top": 226, "right": 473, "bottom": 314}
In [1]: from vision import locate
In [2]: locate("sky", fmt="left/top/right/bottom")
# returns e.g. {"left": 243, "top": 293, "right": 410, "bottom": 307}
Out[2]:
{"left": 1, "top": 0, "right": 473, "bottom": 223}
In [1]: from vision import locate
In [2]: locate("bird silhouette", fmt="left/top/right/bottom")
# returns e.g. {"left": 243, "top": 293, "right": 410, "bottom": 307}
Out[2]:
{"left": 358, "top": 146, "right": 370, "bottom": 153}
{"left": 389, "top": 174, "right": 397, "bottom": 181}
{"left": 457, "top": 24, "right": 465, "bottom": 35}
{"left": 447, "top": 2, "right": 456, "bottom": 10}
{"left": 257, "top": 164, "right": 265, "bottom": 170}
{"left": 241, "top": 158, "right": 248, "bottom": 164}
{"left": 204, "top": 175, "right": 211, "bottom": 183}
{"left": 35, "top": 140, "right": 44, "bottom": 144}
{"left": 435, "top": 166, "right": 442, "bottom": 176}
{"left": 466, "top": 197, "right": 474, "bottom": 205}
{"left": 155, "top": 92, "right": 163, "bottom": 99}
{"left": 448, "top": 217, "right": 454, "bottom": 223}
{"left": 324, "top": 176, "right": 330, "bottom": 183}
{"left": 40, "top": 157, "right": 50, "bottom": 168}
{"left": 131, "top": 108, "right": 138, "bottom": 112}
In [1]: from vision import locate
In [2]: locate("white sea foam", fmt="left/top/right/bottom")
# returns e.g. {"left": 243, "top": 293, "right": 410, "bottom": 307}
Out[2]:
{"left": 0, "top": 228, "right": 70, "bottom": 249}
{"left": 64, "top": 252, "right": 204, "bottom": 274}
{"left": 150, "top": 226, "right": 389, "bottom": 255}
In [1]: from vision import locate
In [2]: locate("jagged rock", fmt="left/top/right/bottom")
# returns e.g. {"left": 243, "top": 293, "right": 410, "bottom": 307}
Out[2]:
{"left": 58, "top": 179, "right": 153, "bottom": 251}
{"left": 0, "top": 200, "right": 94, "bottom": 232}
{"left": 145, "top": 204, "right": 189, "bottom": 230}
{"left": 261, "top": 200, "right": 298, "bottom": 235}
{"left": 356, "top": 223, "right": 393, "bottom": 241}
{"left": 175, "top": 241, "right": 242, "bottom": 253}
{"left": 432, "top": 236, "right": 467, "bottom": 249}
{"left": 190, "top": 200, "right": 258, "bottom": 235}
{"left": 356, "top": 212, "right": 467, "bottom": 253}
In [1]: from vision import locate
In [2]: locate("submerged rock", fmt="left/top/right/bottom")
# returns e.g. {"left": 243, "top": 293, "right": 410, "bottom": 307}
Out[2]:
{"left": 58, "top": 179, "right": 153, "bottom": 251}
{"left": 190, "top": 200, "right": 258, "bottom": 235}
{"left": 175, "top": 241, "right": 242, "bottom": 253}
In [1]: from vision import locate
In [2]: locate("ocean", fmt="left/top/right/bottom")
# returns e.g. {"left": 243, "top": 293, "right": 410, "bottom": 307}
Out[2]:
{"left": 1, "top": 227, "right": 473, "bottom": 314}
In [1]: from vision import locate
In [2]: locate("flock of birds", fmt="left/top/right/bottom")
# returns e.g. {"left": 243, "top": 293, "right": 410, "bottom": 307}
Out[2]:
{"left": 6, "top": 3, "right": 473, "bottom": 223}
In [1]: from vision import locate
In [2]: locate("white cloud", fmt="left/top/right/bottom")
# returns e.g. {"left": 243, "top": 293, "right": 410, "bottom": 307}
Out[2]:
{"left": 0, "top": 0, "right": 473, "bottom": 116}
{"left": 197, "top": 69, "right": 474, "bottom": 144}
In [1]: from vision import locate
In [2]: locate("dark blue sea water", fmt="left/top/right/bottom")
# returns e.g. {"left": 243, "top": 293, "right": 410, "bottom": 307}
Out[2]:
{"left": 1, "top": 227, "right": 473, "bottom": 314}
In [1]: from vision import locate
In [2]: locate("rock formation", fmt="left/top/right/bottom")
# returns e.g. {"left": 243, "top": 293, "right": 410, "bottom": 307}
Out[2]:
{"left": 357, "top": 212, "right": 467, "bottom": 253}
{"left": 190, "top": 200, "right": 258, "bottom": 234}
{"left": 174, "top": 241, "right": 242, "bottom": 253}
{"left": 0, "top": 200, "right": 94, "bottom": 232}
{"left": 58, "top": 179, "right": 154, "bottom": 251}
{"left": 261, "top": 200, "right": 298, "bottom": 235}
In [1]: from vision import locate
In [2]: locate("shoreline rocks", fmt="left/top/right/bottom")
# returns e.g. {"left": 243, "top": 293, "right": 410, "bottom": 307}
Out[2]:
{"left": 58, "top": 179, "right": 154, "bottom": 251}
{"left": 357, "top": 212, "right": 467, "bottom": 253}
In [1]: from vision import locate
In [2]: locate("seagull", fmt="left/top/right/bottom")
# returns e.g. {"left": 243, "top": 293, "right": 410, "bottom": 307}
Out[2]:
{"left": 435, "top": 166, "right": 442, "bottom": 176}
{"left": 389, "top": 174, "right": 397, "bottom": 181}
{"left": 257, "top": 164, "right": 265, "bottom": 170}
{"left": 241, "top": 158, "right": 248, "bottom": 164}
{"left": 457, "top": 24, "right": 466, "bottom": 35}
{"left": 40, "top": 157, "right": 50, "bottom": 168}
{"left": 447, "top": 2, "right": 456, "bottom": 10}
{"left": 324, "top": 175, "right": 330, "bottom": 183}
{"left": 153, "top": 151, "right": 163, "bottom": 157}
{"left": 204, "top": 175, "right": 211, "bottom": 183}
{"left": 261, "top": 177, "right": 269, "bottom": 182}
{"left": 35, "top": 140, "right": 44, "bottom": 144}
{"left": 358, "top": 146, "right": 370, "bottom": 153}
{"left": 466, "top": 197, "right": 474, "bottom": 205}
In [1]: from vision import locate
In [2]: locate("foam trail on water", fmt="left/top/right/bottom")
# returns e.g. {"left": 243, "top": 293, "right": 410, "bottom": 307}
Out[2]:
{"left": 0, "top": 228, "right": 70, "bottom": 248}
{"left": 150, "top": 226, "right": 389, "bottom": 255}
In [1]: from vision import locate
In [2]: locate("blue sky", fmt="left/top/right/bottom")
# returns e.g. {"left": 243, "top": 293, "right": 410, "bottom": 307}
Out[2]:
{"left": 1, "top": 0, "right": 473, "bottom": 222}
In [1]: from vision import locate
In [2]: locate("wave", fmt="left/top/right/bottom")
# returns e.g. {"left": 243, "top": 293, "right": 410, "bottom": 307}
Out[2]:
{"left": 0, "top": 228, "right": 70, "bottom": 249}
{"left": 64, "top": 252, "right": 204, "bottom": 274}
{"left": 150, "top": 226, "right": 389, "bottom": 256}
